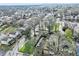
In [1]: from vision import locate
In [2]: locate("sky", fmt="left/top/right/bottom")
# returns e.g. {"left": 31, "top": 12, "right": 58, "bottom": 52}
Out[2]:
{"left": 0, "top": 0, "right": 78, "bottom": 5}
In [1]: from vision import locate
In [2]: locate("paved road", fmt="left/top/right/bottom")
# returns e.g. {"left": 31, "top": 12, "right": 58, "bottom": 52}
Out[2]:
{"left": 5, "top": 42, "right": 19, "bottom": 56}
{"left": 5, "top": 36, "right": 27, "bottom": 56}
{"left": 0, "top": 49, "right": 6, "bottom": 56}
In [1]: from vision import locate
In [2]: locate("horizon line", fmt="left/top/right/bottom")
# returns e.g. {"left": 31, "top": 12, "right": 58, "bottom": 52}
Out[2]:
{"left": 0, "top": 3, "right": 79, "bottom": 5}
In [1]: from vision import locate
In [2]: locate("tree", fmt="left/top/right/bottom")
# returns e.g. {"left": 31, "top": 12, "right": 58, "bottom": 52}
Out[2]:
{"left": 65, "top": 28, "right": 73, "bottom": 43}
{"left": 52, "top": 23, "right": 60, "bottom": 32}
{"left": 22, "top": 28, "right": 31, "bottom": 38}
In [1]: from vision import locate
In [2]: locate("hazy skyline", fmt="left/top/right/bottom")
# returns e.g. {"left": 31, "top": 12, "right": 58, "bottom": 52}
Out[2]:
{"left": 0, "top": 3, "right": 43, "bottom": 5}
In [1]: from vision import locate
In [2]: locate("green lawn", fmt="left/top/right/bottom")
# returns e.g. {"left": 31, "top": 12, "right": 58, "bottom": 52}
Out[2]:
{"left": 1, "top": 26, "right": 17, "bottom": 33}
{"left": 19, "top": 39, "right": 35, "bottom": 54}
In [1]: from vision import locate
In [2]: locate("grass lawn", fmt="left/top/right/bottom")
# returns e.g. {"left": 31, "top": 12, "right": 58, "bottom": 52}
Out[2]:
{"left": 1, "top": 26, "right": 17, "bottom": 33}
{"left": 19, "top": 39, "right": 35, "bottom": 54}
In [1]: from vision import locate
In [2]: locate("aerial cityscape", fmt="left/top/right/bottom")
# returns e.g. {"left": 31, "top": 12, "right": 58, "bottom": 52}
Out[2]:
{"left": 0, "top": 4, "right": 79, "bottom": 56}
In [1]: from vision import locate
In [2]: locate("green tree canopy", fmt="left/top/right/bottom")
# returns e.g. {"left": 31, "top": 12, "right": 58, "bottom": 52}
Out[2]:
{"left": 65, "top": 28, "right": 73, "bottom": 43}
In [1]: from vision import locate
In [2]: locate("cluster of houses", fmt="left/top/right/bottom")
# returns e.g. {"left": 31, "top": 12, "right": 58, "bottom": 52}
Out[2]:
{"left": 0, "top": 31, "right": 21, "bottom": 45}
{"left": 0, "top": 5, "right": 79, "bottom": 56}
